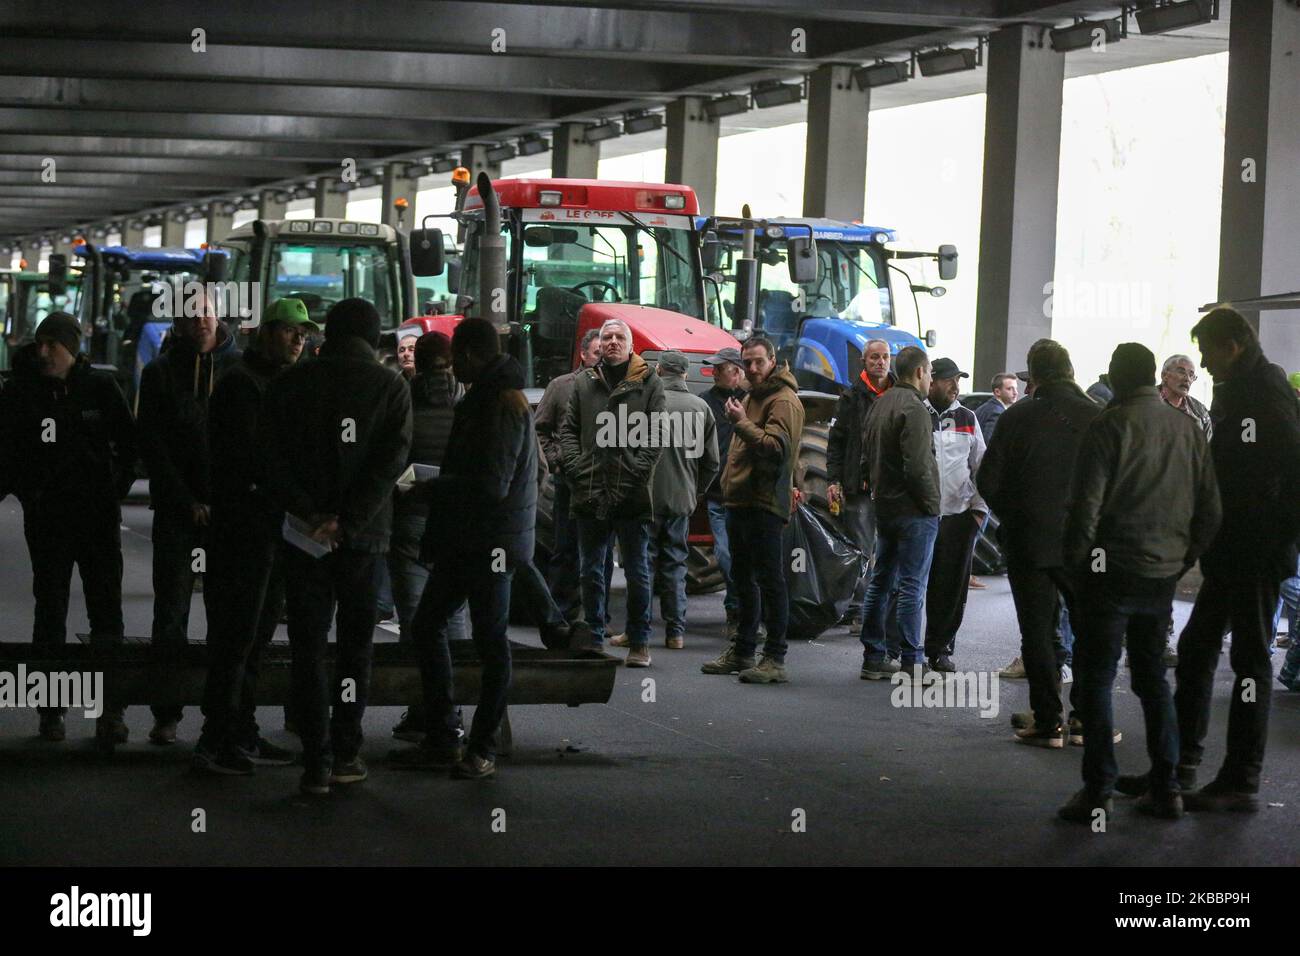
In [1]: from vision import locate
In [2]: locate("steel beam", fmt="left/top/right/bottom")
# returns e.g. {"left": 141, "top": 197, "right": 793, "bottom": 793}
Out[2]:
{"left": 0, "top": 169, "right": 267, "bottom": 190}
{"left": 0, "top": 155, "right": 318, "bottom": 178}
{"left": 0, "top": 135, "right": 392, "bottom": 162}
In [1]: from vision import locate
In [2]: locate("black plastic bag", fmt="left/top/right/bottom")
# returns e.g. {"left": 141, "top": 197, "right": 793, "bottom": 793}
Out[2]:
{"left": 783, "top": 503, "right": 868, "bottom": 642}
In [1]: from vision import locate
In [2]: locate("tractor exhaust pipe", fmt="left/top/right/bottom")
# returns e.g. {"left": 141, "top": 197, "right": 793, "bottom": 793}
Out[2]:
{"left": 476, "top": 171, "right": 508, "bottom": 331}
{"left": 734, "top": 203, "right": 759, "bottom": 337}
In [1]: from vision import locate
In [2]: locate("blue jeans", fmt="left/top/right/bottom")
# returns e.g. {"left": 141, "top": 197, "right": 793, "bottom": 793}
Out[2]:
{"left": 705, "top": 499, "right": 738, "bottom": 615}
{"left": 1058, "top": 604, "right": 1075, "bottom": 669}
{"left": 651, "top": 514, "right": 690, "bottom": 639}
{"left": 578, "top": 517, "right": 652, "bottom": 648}
{"left": 389, "top": 512, "right": 466, "bottom": 644}
{"left": 860, "top": 513, "right": 938, "bottom": 665}
{"left": 1276, "top": 574, "right": 1300, "bottom": 688}
{"left": 1075, "top": 572, "right": 1180, "bottom": 798}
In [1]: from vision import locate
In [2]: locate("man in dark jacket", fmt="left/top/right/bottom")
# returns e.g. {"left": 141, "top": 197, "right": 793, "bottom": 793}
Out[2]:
{"left": 858, "top": 346, "right": 939, "bottom": 679}
{"left": 978, "top": 342, "right": 1100, "bottom": 744}
{"left": 390, "top": 317, "right": 537, "bottom": 781}
{"left": 1058, "top": 344, "right": 1221, "bottom": 824}
{"left": 702, "top": 336, "right": 804, "bottom": 684}
{"left": 195, "top": 298, "right": 318, "bottom": 775}
{"left": 535, "top": 328, "right": 601, "bottom": 623}
{"left": 259, "top": 298, "right": 412, "bottom": 795}
{"left": 559, "top": 318, "right": 665, "bottom": 666}
{"left": 976, "top": 372, "right": 1019, "bottom": 441}
{"left": 1173, "top": 308, "right": 1300, "bottom": 812}
{"left": 828, "top": 338, "right": 891, "bottom": 623}
{"left": 700, "top": 347, "right": 746, "bottom": 636}
{"left": 136, "top": 295, "right": 240, "bottom": 744}
{"left": 0, "top": 314, "right": 135, "bottom": 744}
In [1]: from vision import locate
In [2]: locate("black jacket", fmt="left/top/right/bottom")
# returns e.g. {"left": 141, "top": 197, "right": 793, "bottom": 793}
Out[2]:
{"left": 828, "top": 372, "right": 888, "bottom": 495}
{"left": 0, "top": 347, "right": 136, "bottom": 510}
{"left": 1064, "top": 386, "right": 1221, "bottom": 578}
{"left": 1200, "top": 343, "right": 1300, "bottom": 583}
{"left": 137, "top": 325, "right": 240, "bottom": 513}
{"left": 420, "top": 354, "right": 537, "bottom": 565}
{"left": 259, "top": 335, "right": 413, "bottom": 553}
{"left": 860, "top": 380, "right": 939, "bottom": 520}
{"left": 977, "top": 379, "right": 1101, "bottom": 568}
{"left": 397, "top": 368, "right": 462, "bottom": 520}
{"left": 701, "top": 382, "right": 743, "bottom": 501}
{"left": 207, "top": 347, "right": 287, "bottom": 530}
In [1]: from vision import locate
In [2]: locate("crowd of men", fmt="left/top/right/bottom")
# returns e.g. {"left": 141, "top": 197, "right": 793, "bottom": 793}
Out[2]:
{"left": 2, "top": 296, "right": 1299, "bottom": 818}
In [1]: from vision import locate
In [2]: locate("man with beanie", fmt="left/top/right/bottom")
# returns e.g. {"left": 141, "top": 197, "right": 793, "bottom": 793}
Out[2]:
{"left": 700, "top": 347, "right": 746, "bottom": 638}
{"left": 0, "top": 313, "right": 136, "bottom": 744}
{"left": 259, "top": 298, "right": 412, "bottom": 795}
{"left": 195, "top": 298, "right": 318, "bottom": 775}
{"left": 1173, "top": 308, "right": 1300, "bottom": 813}
{"left": 1059, "top": 343, "right": 1220, "bottom": 823}
{"left": 702, "top": 335, "right": 805, "bottom": 684}
{"left": 136, "top": 291, "right": 240, "bottom": 745}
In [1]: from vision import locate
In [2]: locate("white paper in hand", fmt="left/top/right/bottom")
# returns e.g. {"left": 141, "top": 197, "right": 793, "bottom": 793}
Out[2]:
{"left": 283, "top": 514, "right": 332, "bottom": 558}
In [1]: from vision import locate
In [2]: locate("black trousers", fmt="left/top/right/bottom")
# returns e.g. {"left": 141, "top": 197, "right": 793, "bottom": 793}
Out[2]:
{"left": 923, "top": 510, "right": 982, "bottom": 660}
{"left": 199, "top": 509, "right": 285, "bottom": 751}
{"left": 282, "top": 546, "right": 380, "bottom": 770}
{"left": 150, "top": 506, "right": 206, "bottom": 722}
{"left": 1175, "top": 574, "right": 1280, "bottom": 793}
{"left": 838, "top": 493, "right": 875, "bottom": 614}
{"left": 23, "top": 500, "right": 125, "bottom": 716}
{"left": 727, "top": 507, "right": 789, "bottom": 662}
{"left": 548, "top": 480, "right": 581, "bottom": 624}
{"left": 1006, "top": 559, "right": 1078, "bottom": 728}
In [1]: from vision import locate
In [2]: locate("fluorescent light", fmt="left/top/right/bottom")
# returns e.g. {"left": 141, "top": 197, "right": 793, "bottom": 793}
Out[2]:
{"left": 703, "top": 94, "right": 749, "bottom": 119}
{"left": 518, "top": 135, "right": 550, "bottom": 156}
{"left": 1049, "top": 18, "right": 1122, "bottom": 52}
{"left": 623, "top": 111, "right": 664, "bottom": 135}
{"left": 1135, "top": 0, "right": 1215, "bottom": 35}
{"left": 582, "top": 121, "right": 623, "bottom": 144}
{"left": 751, "top": 81, "right": 802, "bottom": 108}
{"left": 486, "top": 142, "right": 518, "bottom": 162}
{"left": 854, "top": 60, "right": 911, "bottom": 89}
{"left": 916, "top": 46, "right": 979, "bottom": 77}
{"left": 430, "top": 156, "right": 457, "bottom": 173}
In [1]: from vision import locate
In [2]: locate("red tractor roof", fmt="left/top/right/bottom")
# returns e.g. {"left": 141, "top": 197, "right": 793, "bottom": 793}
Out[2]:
{"left": 577, "top": 303, "right": 737, "bottom": 355}
{"left": 464, "top": 178, "right": 699, "bottom": 216}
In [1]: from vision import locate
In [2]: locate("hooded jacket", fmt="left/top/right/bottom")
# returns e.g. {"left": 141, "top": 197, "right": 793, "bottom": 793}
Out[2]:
{"left": 721, "top": 362, "right": 805, "bottom": 521}
{"left": 559, "top": 353, "right": 666, "bottom": 521}
{"left": 420, "top": 354, "right": 537, "bottom": 565}
{"left": 0, "top": 345, "right": 136, "bottom": 510}
{"left": 137, "top": 323, "right": 240, "bottom": 513}
{"left": 207, "top": 346, "right": 290, "bottom": 531}
{"left": 259, "top": 334, "right": 412, "bottom": 553}
{"left": 860, "top": 379, "right": 939, "bottom": 520}
{"left": 650, "top": 377, "right": 720, "bottom": 518}
{"left": 1199, "top": 342, "right": 1300, "bottom": 582}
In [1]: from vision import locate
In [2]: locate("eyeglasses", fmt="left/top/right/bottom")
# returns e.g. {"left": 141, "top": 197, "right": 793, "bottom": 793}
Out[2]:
{"left": 1169, "top": 367, "right": 1197, "bottom": 382}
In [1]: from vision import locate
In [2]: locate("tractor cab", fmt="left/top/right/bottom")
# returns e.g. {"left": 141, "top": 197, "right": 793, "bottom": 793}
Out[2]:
{"left": 1, "top": 265, "right": 84, "bottom": 371}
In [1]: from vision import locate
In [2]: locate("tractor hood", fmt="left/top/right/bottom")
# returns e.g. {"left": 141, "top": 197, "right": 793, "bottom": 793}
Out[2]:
{"left": 577, "top": 302, "right": 737, "bottom": 355}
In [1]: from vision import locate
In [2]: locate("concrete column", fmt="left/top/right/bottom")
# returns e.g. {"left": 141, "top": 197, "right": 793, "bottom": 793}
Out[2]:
{"left": 206, "top": 205, "right": 234, "bottom": 244}
{"left": 258, "top": 189, "right": 287, "bottom": 221}
{"left": 22, "top": 238, "right": 43, "bottom": 269}
{"left": 50, "top": 236, "right": 75, "bottom": 260}
{"left": 121, "top": 221, "right": 145, "bottom": 247}
{"left": 314, "top": 177, "right": 346, "bottom": 218}
{"left": 802, "top": 65, "right": 869, "bottom": 220}
{"left": 460, "top": 145, "right": 502, "bottom": 183}
{"left": 1217, "top": 0, "right": 1300, "bottom": 369}
{"left": 972, "top": 25, "right": 1065, "bottom": 386}
{"left": 161, "top": 214, "right": 186, "bottom": 248}
{"left": 665, "top": 97, "right": 719, "bottom": 214}
{"left": 552, "top": 123, "right": 600, "bottom": 179}
{"left": 381, "top": 163, "right": 420, "bottom": 229}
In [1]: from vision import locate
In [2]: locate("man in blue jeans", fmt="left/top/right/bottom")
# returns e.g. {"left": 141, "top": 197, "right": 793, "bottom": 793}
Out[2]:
{"left": 1060, "top": 344, "right": 1220, "bottom": 823}
{"left": 858, "top": 346, "right": 940, "bottom": 679}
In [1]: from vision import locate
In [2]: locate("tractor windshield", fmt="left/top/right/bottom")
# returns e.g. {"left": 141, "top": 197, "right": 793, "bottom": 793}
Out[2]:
{"left": 266, "top": 241, "right": 398, "bottom": 328}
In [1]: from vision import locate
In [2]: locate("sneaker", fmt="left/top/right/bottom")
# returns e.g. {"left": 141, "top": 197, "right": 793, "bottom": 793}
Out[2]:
{"left": 390, "top": 741, "right": 464, "bottom": 771}
{"left": 608, "top": 632, "right": 630, "bottom": 648}
{"left": 1059, "top": 664, "right": 1073, "bottom": 684}
{"left": 392, "top": 709, "right": 426, "bottom": 744}
{"left": 968, "top": 575, "right": 986, "bottom": 590}
{"left": 738, "top": 656, "right": 788, "bottom": 684}
{"left": 193, "top": 745, "right": 254, "bottom": 776}
{"left": 999, "top": 656, "right": 1027, "bottom": 679}
{"left": 665, "top": 634, "right": 685, "bottom": 650}
{"left": 1134, "top": 789, "right": 1184, "bottom": 820}
{"left": 860, "top": 657, "right": 902, "bottom": 680}
{"left": 1067, "top": 718, "right": 1122, "bottom": 747}
{"left": 1182, "top": 779, "right": 1260, "bottom": 813}
{"left": 452, "top": 753, "right": 496, "bottom": 780}
{"left": 1116, "top": 765, "right": 1197, "bottom": 797}
{"left": 625, "top": 645, "right": 652, "bottom": 668}
{"left": 539, "top": 620, "right": 572, "bottom": 650}
{"left": 330, "top": 756, "right": 369, "bottom": 785}
{"left": 38, "top": 714, "right": 66, "bottom": 742}
{"left": 1010, "top": 711, "right": 1034, "bottom": 730}
{"left": 299, "top": 766, "right": 331, "bottom": 795}
{"left": 929, "top": 655, "right": 956, "bottom": 673}
{"left": 238, "top": 736, "right": 295, "bottom": 766}
{"left": 701, "top": 643, "right": 755, "bottom": 675}
{"left": 1277, "top": 635, "right": 1293, "bottom": 649}
{"left": 1058, "top": 788, "right": 1113, "bottom": 824}
{"left": 1162, "top": 643, "right": 1178, "bottom": 667}
{"left": 96, "top": 709, "right": 129, "bottom": 745}
{"left": 148, "top": 719, "right": 178, "bottom": 746}
{"left": 1016, "top": 724, "right": 1064, "bottom": 748}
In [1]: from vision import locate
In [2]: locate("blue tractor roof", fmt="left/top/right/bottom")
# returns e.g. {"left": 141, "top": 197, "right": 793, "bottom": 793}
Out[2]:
{"left": 72, "top": 245, "right": 227, "bottom": 271}
{"left": 700, "top": 217, "right": 897, "bottom": 245}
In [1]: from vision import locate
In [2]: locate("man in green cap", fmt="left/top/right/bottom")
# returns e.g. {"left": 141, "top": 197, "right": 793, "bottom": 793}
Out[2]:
{"left": 195, "top": 298, "right": 319, "bottom": 775}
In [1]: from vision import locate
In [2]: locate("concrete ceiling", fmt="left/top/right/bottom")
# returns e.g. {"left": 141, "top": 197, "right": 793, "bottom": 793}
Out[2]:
{"left": 0, "top": 0, "right": 1230, "bottom": 243}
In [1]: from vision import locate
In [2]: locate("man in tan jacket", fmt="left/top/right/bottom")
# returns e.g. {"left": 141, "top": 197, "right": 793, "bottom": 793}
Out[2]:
{"left": 702, "top": 336, "right": 805, "bottom": 684}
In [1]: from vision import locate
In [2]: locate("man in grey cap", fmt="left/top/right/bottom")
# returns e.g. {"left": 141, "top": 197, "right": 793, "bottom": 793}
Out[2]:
{"left": 614, "top": 351, "right": 718, "bottom": 649}
{"left": 700, "top": 347, "right": 746, "bottom": 637}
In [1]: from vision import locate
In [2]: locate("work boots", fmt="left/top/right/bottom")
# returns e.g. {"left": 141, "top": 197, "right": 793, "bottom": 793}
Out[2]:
{"left": 701, "top": 642, "right": 756, "bottom": 675}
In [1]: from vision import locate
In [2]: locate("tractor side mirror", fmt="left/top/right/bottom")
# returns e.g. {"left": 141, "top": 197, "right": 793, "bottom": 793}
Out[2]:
{"left": 786, "top": 236, "right": 817, "bottom": 285}
{"left": 409, "top": 228, "right": 446, "bottom": 276}
{"left": 48, "top": 253, "right": 68, "bottom": 295}
{"left": 925, "top": 329, "right": 939, "bottom": 348}
{"left": 446, "top": 259, "right": 462, "bottom": 295}
{"left": 203, "top": 251, "right": 228, "bottom": 283}
{"left": 700, "top": 233, "right": 722, "bottom": 272}
{"left": 937, "top": 244, "right": 958, "bottom": 282}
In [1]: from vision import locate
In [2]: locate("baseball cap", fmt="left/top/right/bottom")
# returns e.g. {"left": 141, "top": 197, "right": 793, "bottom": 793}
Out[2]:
{"left": 930, "top": 357, "right": 968, "bottom": 380}
{"left": 658, "top": 350, "right": 689, "bottom": 374}
{"left": 704, "top": 346, "right": 743, "bottom": 368}
{"left": 263, "top": 297, "right": 321, "bottom": 332}
{"left": 1289, "top": 371, "right": 1300, "bottom": 392}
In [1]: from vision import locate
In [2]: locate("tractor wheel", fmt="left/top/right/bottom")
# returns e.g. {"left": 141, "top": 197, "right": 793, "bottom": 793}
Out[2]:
{"left": 797, "top": 421, "right": 836, "bottom": 524}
